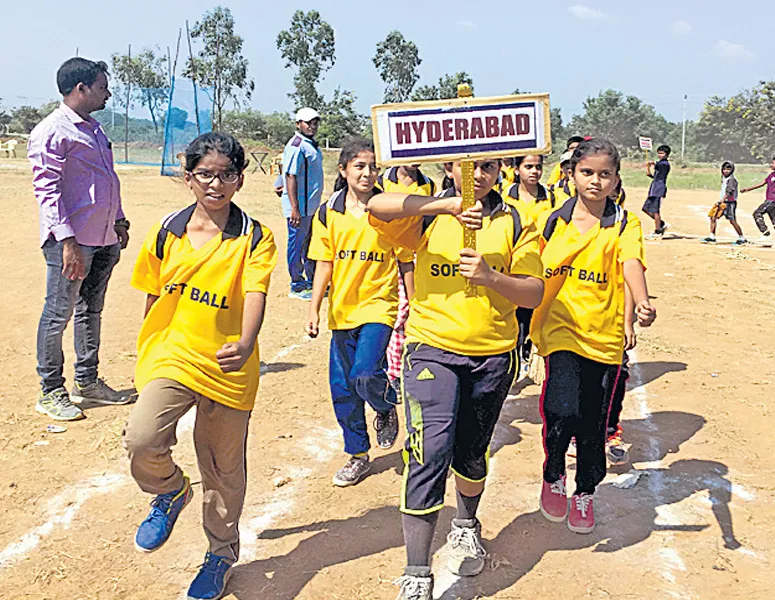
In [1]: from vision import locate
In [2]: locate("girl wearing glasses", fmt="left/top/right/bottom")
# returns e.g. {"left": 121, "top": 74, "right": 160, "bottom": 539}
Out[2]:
{"left": 125, "top": 132, "right": 277, "bottom": 600}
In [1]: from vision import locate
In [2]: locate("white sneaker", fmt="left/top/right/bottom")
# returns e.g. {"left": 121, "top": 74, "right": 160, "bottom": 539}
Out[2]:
{"left": 758, "top": 234, "right": 772, "bottom": 243}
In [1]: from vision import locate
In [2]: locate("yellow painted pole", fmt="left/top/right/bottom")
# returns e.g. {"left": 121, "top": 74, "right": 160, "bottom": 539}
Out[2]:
{"left": 457, "top": 84, "right": 477, "bottom": 297}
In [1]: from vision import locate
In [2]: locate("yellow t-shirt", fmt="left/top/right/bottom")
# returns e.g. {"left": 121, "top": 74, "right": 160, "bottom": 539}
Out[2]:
{"left": 376, "top": 167, "right": 436, "bottom": 196}
{"left": 504, "top": 182, "right": 556, "bottom": 223}
{"left": 530, "top": 198, "right": 646, "bottom": 365}
{"left": 308, "top": 189, "right": 410, "bottom": 330}
{"left": 131, "top": 203, "right": 278, "bottom": 410}
{"left": 547, "top": 163, "right": 563, "bottom": 187}
{"left": 370, "top": 189, "right": 543, "bottom": 356}
{"left": 500, "top": 165, "right": 516, "bottom": 188}
{"left": 550, "top": 177, "right": 576, "bottom": 205}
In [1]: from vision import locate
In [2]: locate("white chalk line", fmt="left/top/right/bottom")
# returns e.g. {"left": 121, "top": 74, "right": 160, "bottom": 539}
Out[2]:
{"left": 0, "top": 473, "right": 126, "bottom": 568}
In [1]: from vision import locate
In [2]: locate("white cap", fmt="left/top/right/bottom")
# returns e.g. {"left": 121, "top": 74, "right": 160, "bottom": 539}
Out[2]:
{"left": 295, "top": 107, "right": 321, "bottom": 123}
{"left": 559, "top": 150, "right": 574, "bottom": 164}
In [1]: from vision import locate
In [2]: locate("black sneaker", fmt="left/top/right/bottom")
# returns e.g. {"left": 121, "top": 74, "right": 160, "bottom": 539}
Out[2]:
{"left": 374, "top": 406, "right": 399, "bottom": 449}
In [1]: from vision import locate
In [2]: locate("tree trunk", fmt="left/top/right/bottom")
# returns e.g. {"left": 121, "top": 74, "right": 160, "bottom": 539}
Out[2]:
{"left": 147, "top": 90, "right": 158, "bottom": 133}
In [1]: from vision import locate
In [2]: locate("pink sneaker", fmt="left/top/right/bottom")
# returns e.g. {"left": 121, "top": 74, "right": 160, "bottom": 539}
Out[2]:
{"left": 539, "top": 475, "right": 568, "bottom": 522}
{"left": 567, "top": 493, "right": 595, "bottom": 533}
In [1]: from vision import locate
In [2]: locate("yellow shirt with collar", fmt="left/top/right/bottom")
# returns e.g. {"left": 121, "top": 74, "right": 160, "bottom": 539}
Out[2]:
{"left": 308, "top": 189, "right": 409, "bottom": 330}
{"left": 504, "top": 182, "right": 556, "bottom": 224}
{"left": 370, "top": 189, "right": 543, "bottom": 356}
{"left": 131, "top": 202, "right": 277, "bottom": 410}
{"left": 530, "top": 198, "right": 645, "bottom": 365}
{"left": 376, "top": 166, "right": 437, "bottom": 197}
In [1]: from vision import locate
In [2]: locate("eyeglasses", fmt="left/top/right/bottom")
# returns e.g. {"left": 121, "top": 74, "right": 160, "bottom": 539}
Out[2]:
{"left": 190, "top": 170, "right": 241, "bottom": 185}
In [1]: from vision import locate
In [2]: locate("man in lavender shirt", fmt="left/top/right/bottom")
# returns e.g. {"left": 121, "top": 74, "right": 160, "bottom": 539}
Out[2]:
{"left": 28, "top": 57, "right": 132, "bottom": 421}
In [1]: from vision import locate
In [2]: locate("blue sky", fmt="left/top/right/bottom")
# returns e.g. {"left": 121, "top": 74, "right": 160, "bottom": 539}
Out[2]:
{"left": 1, "top": 0, "right": 771, "bottom": 125}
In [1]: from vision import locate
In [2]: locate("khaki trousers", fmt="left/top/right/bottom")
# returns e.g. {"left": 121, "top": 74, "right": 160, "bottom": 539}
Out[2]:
{"left": 124, "top": 378, "right": 250, "bottom": 561}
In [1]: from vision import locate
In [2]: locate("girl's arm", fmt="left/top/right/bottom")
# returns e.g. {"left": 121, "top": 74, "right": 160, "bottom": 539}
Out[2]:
{"left": 367, "top": 192, "right": 462, "bottom": 222}
{"left": 624, "top": 284, "right": 636, "bottom": 350}
{"left": 144, "top": 294, "right": 159, "bottom": 317}
{"left": 306, "top": 260, "right": 333, "bottom": 338}
{"left": 623, "top": 259, "right": 656, "bottom": 327}
{"left": 458, "top": 248, "right": 544, "bottom": 308}
{"left": 399, "top": 261, "right": 416, "bottom": 299}
{"left": 216, "top": 292, "right": 267, "bottom": 373}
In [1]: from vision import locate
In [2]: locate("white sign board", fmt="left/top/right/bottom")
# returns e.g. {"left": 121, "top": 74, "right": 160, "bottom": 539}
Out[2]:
{"left": 639, "top": 136, "right": 653, "bottom": 151}
{"left": 371, "top": 94, "right": 551, "bottom": 166}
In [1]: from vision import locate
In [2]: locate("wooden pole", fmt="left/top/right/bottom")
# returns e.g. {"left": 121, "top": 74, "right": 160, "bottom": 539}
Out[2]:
{"left": 124, "top": 44, "right": 131, "bottom": 163}
{"left": 457, "top": 83, "right": 477, "bottom": 297}
{"left": 186, "top": 20, "right": 201, "bottom": 135}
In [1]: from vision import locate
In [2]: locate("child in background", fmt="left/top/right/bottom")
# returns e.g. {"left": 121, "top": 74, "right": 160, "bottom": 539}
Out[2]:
{"left": 500, "top": 157, "right": 517, "bottom": 189}
{"left": 125, "top": 132, "right": 277, "bottom": 600}
{"left": 549, "top": 151, "right": 575, "bottom": 205}
{"left": 503, "top": 154, "right": 553, "bottom": 374}
{"left": 532, "top": 138, "right": 656, "bottom": 534}
{"left": 643, "top": 144, "right": 671, "bottom": 238}
{"left": 547, "top": 136, "right": 585, "bottom": 187}
{"left": 376, "top": 165, "right": 433, "bottom": 394}
{"left": 306, "top": 137, "right": 407, "bottom": 487}
{"left": 703, "top": 161, "right": 746, "bottom": 245}
{"left": 369, "top": 159, "right": 544, "bottom": 600}
{"left": 741, "top": 156, "right": 775, "bottom": 243}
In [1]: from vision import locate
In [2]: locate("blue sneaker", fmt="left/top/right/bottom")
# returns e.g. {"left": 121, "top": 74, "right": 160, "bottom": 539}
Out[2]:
{"left": 288, "top": 289, "right": 312, "bottom": 301}
{"left": 187, "top": 552, "right": 232, "bottom": 600}
{"left": 134, "top": 476, "right": 193, "bottom": 553}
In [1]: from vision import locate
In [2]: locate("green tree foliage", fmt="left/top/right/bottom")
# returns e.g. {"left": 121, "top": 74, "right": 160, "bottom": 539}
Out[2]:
{"left": 221, "top": 109, "right": 297, "bottom": 147}
{"left": 0, "top": 100, "right": 11, "bottom": 134}
{"left": 411, "top": 72, "right": 474, "bottom": 101}
{"left": 186, "top": 6, "right": 255, "bottom": 131}
{"left": 569, "top": 89, "right": 672, "bottom": 151}
{"left": 318, "top": 88, "right": 369, "bottom": 147}
{"left": 9, "top": 106, "right": 41, "bottom": 133}
{"left": 373, "top": 31, "right": 422, "bottom": 103}
{"left": 277, "top": 10, "right": 335, "bottom": 110}
{"left": 550, "top": 108, "right": 565, "bottom": 151}
{"left": 112, "top": 48, "right": 169, "bottom": 133}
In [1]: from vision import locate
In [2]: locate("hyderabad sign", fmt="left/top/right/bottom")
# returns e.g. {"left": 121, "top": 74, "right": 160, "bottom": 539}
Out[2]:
{"left": 371, "top": 93, "right": 551, "bottom": 166}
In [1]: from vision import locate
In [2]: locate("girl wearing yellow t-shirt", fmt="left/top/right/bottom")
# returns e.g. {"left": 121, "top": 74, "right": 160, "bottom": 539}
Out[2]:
{"left": 368, "top": 159, "right": 544, "bottom": 599}
{"left": 531, "top": 138, "right": 656, "bottom": 535}
{"left": 306, "top": 137, "right": 410, "bottom": 488}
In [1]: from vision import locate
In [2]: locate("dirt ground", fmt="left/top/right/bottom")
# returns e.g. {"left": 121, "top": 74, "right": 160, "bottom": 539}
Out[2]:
{"left": 0, "top": 159, "right": 773, "bottom": 600}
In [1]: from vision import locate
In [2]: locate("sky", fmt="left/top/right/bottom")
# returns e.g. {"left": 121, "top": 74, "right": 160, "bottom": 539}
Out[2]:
{"left": 1, "top": 0, "right": 772, "bottom": 125}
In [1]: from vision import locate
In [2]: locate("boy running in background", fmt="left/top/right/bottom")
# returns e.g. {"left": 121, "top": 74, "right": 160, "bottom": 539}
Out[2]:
{"left": 703, "top": 161, "right": 746, "bottom": 245}
{"left": 741, "top": 156, "right": 775, "bottom": 243}
{"left": 643, "top": 144, "right": 671, "bottom": 238}
{"left": 125, "top": 133, "right": 277, "bottom": 600}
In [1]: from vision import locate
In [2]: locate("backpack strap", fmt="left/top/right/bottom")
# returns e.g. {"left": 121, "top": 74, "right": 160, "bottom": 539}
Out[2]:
{"left": 317, "top": 202, "right": 329, "bottom": 228}
{"left": 155, "top": 227, "right": 169, "bottom": 260}
{"left": 250, "top": 219, "right": 264, "bottom": 254}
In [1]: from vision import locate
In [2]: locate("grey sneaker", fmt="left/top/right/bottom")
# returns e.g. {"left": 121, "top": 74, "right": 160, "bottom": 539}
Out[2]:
{"left": 374, "top": 406, "right": 399, "bottom": 449}
{"left": 36, "top": 387, "right": 84, "bottom": 421}
{"left": 332, "top": 455, "right": 370, "bottom": 487}
{"left": 71, "top": 378, "right": 133, "bottom": 405}
{"left": 393, "top": 572, "right": 433, "bottom": 600}
{"left": 446, "top": 518, "right": 487, "bottom": 576}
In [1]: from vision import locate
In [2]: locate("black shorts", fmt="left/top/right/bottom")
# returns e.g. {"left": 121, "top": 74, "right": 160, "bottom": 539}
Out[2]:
{"left": 642, "top": 196, "right": 662, "bottom": 214}
{"left": 724, "top": 201, "right": 737, "bottom": 221}
{"left": 400, "top": 342, "right": 517, "bottom": 515}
